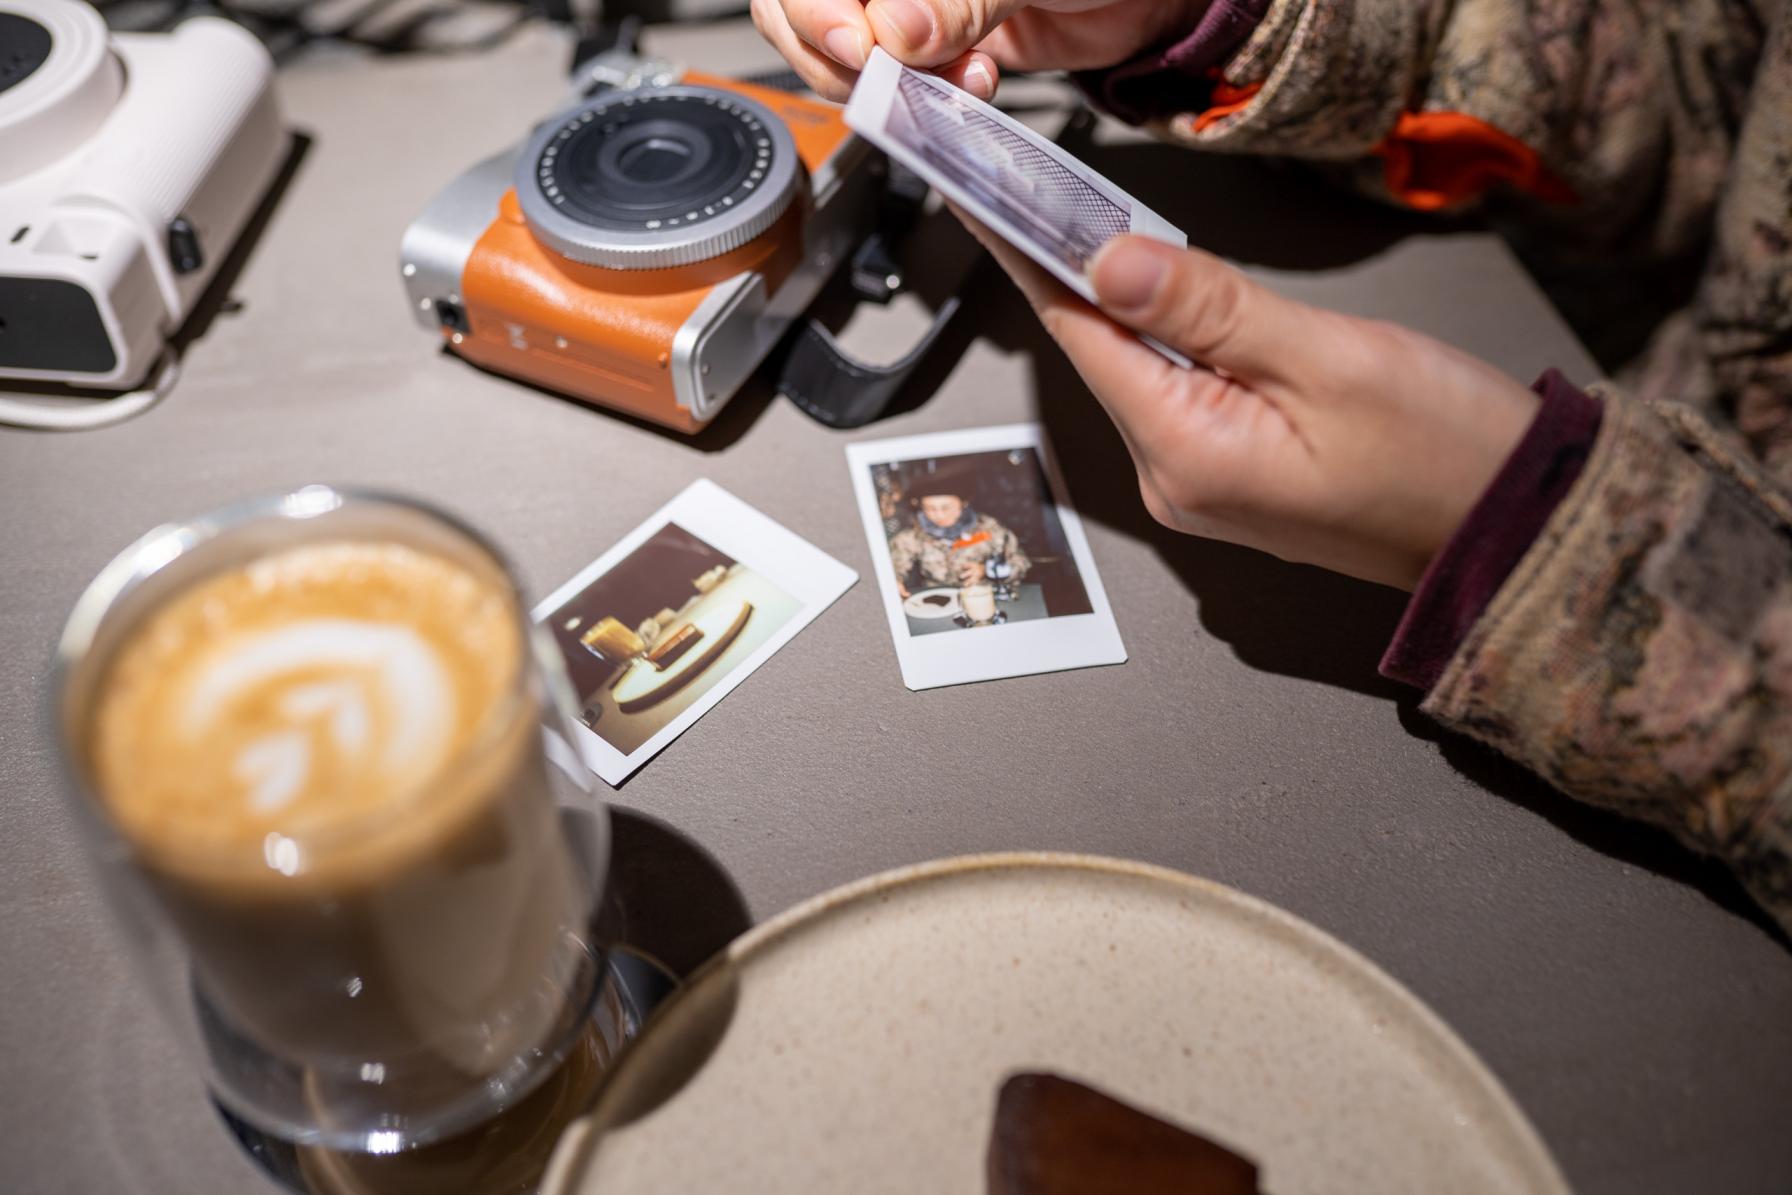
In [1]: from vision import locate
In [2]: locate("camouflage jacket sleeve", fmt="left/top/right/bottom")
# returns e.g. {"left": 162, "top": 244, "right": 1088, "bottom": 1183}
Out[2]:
{"left": 888, "top": 529, "right": 922, "bottom": 589}
{"left": 1423, "top": 386, "right": 1792, "bottom": 932}
{"left": 997, "top": 524, "right": 1032, "bottom": 580}
{"left": 1154, "top": 0, "right": 1792, "bottom": 469}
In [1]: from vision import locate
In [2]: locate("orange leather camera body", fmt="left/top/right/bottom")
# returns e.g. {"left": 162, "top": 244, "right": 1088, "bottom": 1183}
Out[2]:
{"left": 400, "top": 64, "right": 876, "bottom": 433}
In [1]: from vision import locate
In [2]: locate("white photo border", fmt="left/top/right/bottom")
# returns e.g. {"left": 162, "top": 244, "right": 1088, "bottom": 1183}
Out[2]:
{"left": 532, "top": 479, "right": 856, "bottom": 785}
{"left": 846, "top": 424, "right": 1127, "bottom": 690}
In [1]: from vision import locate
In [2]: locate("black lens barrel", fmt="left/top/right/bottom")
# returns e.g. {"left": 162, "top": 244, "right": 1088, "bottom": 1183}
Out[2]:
{"left": 534, "top": 92, "right": 773, "bottom": 233}
{"left": 0, "top": 13, "right": 54, "bottom": 96}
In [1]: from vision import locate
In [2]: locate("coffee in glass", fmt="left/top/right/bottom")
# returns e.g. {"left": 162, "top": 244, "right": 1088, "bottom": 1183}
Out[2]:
{"left": 57, "top": 488, "right": 615, "bottom": 1152}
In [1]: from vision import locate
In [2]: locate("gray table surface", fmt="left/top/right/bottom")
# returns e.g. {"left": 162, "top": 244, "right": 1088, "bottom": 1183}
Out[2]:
{"left": 4, "top": 19, "right": 1790, "bottom": 1195}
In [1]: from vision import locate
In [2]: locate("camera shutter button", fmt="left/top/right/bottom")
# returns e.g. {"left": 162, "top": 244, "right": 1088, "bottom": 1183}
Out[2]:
{"left": 167, "top": 217, "right": 203, "bottom": 275}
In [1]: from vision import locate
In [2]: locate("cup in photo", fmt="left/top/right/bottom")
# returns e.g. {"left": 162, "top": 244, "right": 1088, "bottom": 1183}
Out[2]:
{"left": 581, "top": 616, "right": 646, "bottom": 664}
{"left": 959, "top": 583, "right": 997, "bottom": 624}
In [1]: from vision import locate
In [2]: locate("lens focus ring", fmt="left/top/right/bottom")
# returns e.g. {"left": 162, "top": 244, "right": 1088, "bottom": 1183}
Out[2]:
{"left": 515, "top": 86, "right": 802, "bottom": 271}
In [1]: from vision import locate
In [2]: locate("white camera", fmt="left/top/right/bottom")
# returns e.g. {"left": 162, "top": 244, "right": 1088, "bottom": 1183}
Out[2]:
{"left": 0, "top": 0, "right": 283, "bottom": 389}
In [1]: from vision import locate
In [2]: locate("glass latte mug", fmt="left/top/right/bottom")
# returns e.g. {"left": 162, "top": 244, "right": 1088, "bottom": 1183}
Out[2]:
{"left": 55, "top": 487, "right": 614, "bottom": 1153}
{"left": 959, "top": 582, "right": 998, "bottom": 625}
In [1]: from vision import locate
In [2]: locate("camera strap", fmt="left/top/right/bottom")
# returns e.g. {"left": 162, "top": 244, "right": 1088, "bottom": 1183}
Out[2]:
{"left": 776, "top": 294, "right": 962, "bottom": 430}
{"left": 772, "top": 160, "right": 969, "bottom": 430}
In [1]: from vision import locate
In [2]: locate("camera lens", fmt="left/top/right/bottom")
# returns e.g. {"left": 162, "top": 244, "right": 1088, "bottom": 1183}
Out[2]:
{"left": 616, "top": 136, "right": 696, "bottom": 186}
{"left": 516, "top": 86, "right": 802, "bottom": 271}
{"left": 547, "top": 108, "right": 743, "bottom": 227}
{"left": 0, "top": 13, "right": 54, "bottom": 95}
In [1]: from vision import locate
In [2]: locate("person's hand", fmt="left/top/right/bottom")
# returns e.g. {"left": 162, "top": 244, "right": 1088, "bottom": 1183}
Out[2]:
{"left": 751, "top": 0, "right": 1206, "bottom": 102}
{"left": 960, "top": 218, "right": 1541, "bottom": 590}
{"left": 957, "top": 558, "right": 987, "bottom": 584}
{"left": 897, "top": 580, "right": 912, "bottom": 598}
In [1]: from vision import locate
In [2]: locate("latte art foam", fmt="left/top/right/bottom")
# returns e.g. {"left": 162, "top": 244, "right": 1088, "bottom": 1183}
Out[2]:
{"left": 190, "top": 619, "right": 455, "bottom": 815}
{"left": 93, "top": 541, "right": 521, "bottom": 862}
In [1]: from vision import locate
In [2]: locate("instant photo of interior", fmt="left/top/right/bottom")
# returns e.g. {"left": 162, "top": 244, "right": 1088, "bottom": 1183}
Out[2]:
{"left": 5, "top": 0, "right": 1788, "bottom": 1190}
{"left": 546, "top": 522, "right": 800, "bottom": 755}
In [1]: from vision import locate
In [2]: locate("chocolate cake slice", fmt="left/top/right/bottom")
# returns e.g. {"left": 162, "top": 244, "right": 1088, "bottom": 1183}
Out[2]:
{"left": 987, "top": 1072, "right": 1261, "bottom": 1195}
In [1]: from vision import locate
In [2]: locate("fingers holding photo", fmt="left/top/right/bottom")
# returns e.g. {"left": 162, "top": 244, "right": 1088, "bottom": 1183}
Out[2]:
{"left": 864, "top": 0, "right": 1028, "bottom": 68}
{"left": 926, "top": 49, "right": 1000, "bottom": 100}
{"left": 1085, "top": 237, "right": 1300, "bottom": 387}
{"left": 750, "top": 0, "right": 867, "bottom": 100}
{"left": 950, "top": 205, "right": 1226, "bottom": 445}
{"left": 754, "top": 0, "right": 1216, "bottom": 100}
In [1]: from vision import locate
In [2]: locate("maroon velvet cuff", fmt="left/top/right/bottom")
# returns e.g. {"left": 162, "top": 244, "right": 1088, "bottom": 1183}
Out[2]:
{"left": 1074, "top": 0, "right": 1273, "bottom": 126}
{"left": 1379, "top": 370, "right": 1605, "bottom": 691}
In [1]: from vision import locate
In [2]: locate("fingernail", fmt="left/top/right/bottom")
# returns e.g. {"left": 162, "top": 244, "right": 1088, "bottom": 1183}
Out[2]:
{"left": 868, "top": 0, "right": 932, "bottom": 53}
{"left": 1090, "top": 240, "right": 1166, "bottom": 311}
{"left": 962, "top": 59, "right": 995, "bottom": 99}
{"left": 822, "top": 26, "right": 867, "bottom": 70}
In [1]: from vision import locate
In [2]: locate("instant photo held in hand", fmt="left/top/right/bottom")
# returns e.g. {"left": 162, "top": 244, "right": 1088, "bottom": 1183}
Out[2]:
{"left": 849, "top": 425, "right": 1125, "bottom": 690}
{"left": 844, "top": 48, "right": 1191, "bottom": 366}
{"left": 536, "top": 481, "right": 856, "bottom": 784}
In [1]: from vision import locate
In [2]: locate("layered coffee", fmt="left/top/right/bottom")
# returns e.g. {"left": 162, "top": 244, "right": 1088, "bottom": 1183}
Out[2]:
{"left": 85, "top": 539, "right": 587, "bottom": 1080}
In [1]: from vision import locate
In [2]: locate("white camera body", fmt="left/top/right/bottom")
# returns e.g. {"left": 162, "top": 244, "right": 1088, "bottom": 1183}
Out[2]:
{"left": 0, "top": 0, "right": 283, "bottom": 388}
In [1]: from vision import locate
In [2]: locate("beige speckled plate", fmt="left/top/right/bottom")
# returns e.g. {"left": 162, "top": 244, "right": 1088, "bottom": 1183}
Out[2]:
{"left": 543, "top": 853, "right": 1569, "bottom": 1195}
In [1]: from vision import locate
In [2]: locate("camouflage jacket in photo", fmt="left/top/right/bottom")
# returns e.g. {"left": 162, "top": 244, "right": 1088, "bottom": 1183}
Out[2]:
{"left": 888, "top": 515, "right": 1033, "bottom": 591}
{"left": 1150, "top": 1, "right": 1792, "bottom": 931}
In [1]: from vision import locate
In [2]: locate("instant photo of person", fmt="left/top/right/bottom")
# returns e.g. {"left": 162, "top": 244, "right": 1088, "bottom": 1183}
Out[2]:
{"left": 536, "top": 481, "right": 856, "bottom": 782}
{"left": 849, "top": 425, "right": 1125, "bottom": 690}
{"left": 872, "top": 447, "right": 1093, "bottom": 636}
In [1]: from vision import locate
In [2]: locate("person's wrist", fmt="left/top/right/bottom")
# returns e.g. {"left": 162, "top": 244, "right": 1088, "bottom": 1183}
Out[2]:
{"left": 1324, "top": 399, "right": 1538, "bottom": 591}
{"left": 1434, "top": 390, "right": 1542, "bottom": 558}
{"left": 1390, "top": 358, "right": 1542, "bottom": 588}
{"left": 1380, "top": 369, "right": 1605, "bottom": 688}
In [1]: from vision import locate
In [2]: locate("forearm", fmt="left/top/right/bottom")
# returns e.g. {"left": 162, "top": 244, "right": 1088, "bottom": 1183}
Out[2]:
{"left": 1411, "top": 386, "right": 1792, "bottom": 932}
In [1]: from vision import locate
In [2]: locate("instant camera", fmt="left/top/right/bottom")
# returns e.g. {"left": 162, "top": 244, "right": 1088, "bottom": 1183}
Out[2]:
{"left": 400, "top": 54, "right": 915, "bottom": 434}
{"left": 0, "top": 0, "right": 283, "bottom": 390}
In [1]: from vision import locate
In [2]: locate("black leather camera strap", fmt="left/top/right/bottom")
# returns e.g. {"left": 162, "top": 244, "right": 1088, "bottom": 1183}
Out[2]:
{"left": 777, "top": 294, "right": 963, "bottom": 429}
{"left": 772, "top": 160, "right": 971, "bottom": 429}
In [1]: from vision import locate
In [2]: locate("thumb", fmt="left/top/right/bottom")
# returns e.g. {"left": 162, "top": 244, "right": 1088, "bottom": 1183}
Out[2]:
{"left": 1087, "top": 237, "right": 1304, "bottom": 384}
{"left": 865, "top": 0, "right": 1029, "bottom": 68}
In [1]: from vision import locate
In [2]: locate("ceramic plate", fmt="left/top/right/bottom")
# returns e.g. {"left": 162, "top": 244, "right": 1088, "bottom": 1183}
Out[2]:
{"left": 902, "top": 587, "right": 962, "bottom": 620}
{"left": 544, "top": 853, "right": 1568, "bottom": 1194}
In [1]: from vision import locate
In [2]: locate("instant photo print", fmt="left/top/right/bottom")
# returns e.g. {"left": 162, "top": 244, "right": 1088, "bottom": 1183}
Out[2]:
{"left": 846, "top": 49, "right": 1186, "bottom": 331}
{"left": 535, "top": 481, "right": 856, "bottom": 784}
{"left": 848, "top": 424, "right": 1125, "bottom": 690}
